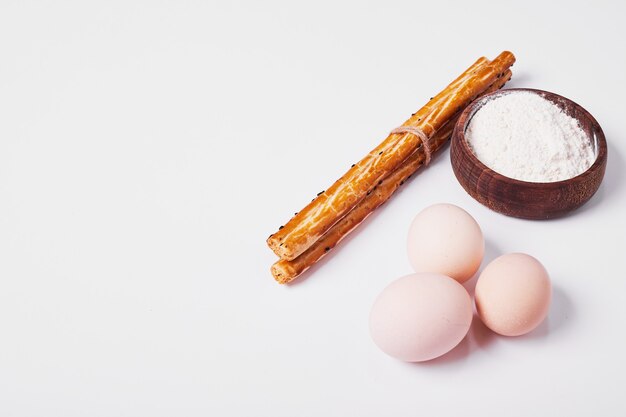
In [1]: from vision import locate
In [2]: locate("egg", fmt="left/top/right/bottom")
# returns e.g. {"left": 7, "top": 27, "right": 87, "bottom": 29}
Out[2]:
{"left": 407, "top": 203, "right": 484, "bottom": 283}
{"left": 369, "top": 273, "right": 473, "bottom": 362}
{"left": 475, "top": 253, "right": 551, "bottom": 336}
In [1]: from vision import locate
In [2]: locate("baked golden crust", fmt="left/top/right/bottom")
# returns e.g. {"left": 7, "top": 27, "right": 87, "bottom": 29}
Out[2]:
{"left": 267, "top": 52, "right": 515, "bottom": 262}
{"left": 271, "top": 70, "right": 513, "bottom": 283}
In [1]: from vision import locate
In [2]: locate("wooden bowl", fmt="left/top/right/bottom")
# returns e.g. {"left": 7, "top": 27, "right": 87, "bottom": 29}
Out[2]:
{"left": 450, "top": 88, "right": 607, "bottom": 220}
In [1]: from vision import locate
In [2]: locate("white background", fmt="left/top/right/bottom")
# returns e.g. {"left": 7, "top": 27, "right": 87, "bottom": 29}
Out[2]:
{"left": 1, "top": 1, "right": 625, "bottom": 416}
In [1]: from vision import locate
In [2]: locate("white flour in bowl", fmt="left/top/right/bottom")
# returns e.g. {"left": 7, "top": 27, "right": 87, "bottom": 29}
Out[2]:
{"left": 465, "top": 91, "right": 596, "bottom": 182}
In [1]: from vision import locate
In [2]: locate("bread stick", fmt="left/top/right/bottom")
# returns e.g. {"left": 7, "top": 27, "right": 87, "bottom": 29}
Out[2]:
{"left": 271, "top": 70, "right": 512, "bottom": 284}
{"left": 267, "top": 52, "right": 515, "bottom": 261}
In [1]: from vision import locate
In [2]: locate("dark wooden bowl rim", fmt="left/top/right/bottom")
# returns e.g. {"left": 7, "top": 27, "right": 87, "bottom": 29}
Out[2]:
{"left": 451, "top": 88, "right": 608, "bottom": 219}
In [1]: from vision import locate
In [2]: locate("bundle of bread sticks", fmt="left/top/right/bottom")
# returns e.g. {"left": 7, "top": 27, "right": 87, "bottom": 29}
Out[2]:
{"left": 267, "top": 51, "right": 516, "bottom": 284}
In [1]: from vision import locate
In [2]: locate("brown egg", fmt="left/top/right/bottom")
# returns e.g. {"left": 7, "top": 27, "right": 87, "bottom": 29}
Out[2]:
{"left": 407, "top": 203, "right": 484, "bottom": 283}
{"left": 475, "top": 253, "right": 551, "bottom": 336}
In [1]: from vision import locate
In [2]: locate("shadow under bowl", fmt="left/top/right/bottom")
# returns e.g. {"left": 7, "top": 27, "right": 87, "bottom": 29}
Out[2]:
{"left": 450, "top": 88, "right": 608, "bottom": 220}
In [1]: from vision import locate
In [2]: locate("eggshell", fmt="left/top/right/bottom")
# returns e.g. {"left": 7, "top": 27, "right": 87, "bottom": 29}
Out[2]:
{"left": 369, "top": 273, "right": 473, "bottom": 362}
{"left": 475, "top": 253, "right": 552, "bottom": 336}
{"left": 407, "top": 203, "right": 484, "bottom": 283}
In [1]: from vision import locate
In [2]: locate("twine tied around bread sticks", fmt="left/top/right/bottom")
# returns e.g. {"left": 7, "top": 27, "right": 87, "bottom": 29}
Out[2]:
{"left": 389, "top": 126, "right": 432, "bottom": 165}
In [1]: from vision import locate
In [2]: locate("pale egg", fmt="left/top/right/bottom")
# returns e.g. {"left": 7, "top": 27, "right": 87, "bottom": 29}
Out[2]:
{"left": 475, "top": 253, "right": 552, "bottom": 336}
{"left": 369, "top": 273, "right": 473, "bottom": 362}
{"left": 407, "top": 203, "right": 484, "bottom": 283}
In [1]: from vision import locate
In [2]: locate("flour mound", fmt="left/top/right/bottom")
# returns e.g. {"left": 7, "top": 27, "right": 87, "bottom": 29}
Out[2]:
{"left": 466, "top": 91, "right": 595, "bottom": 183}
